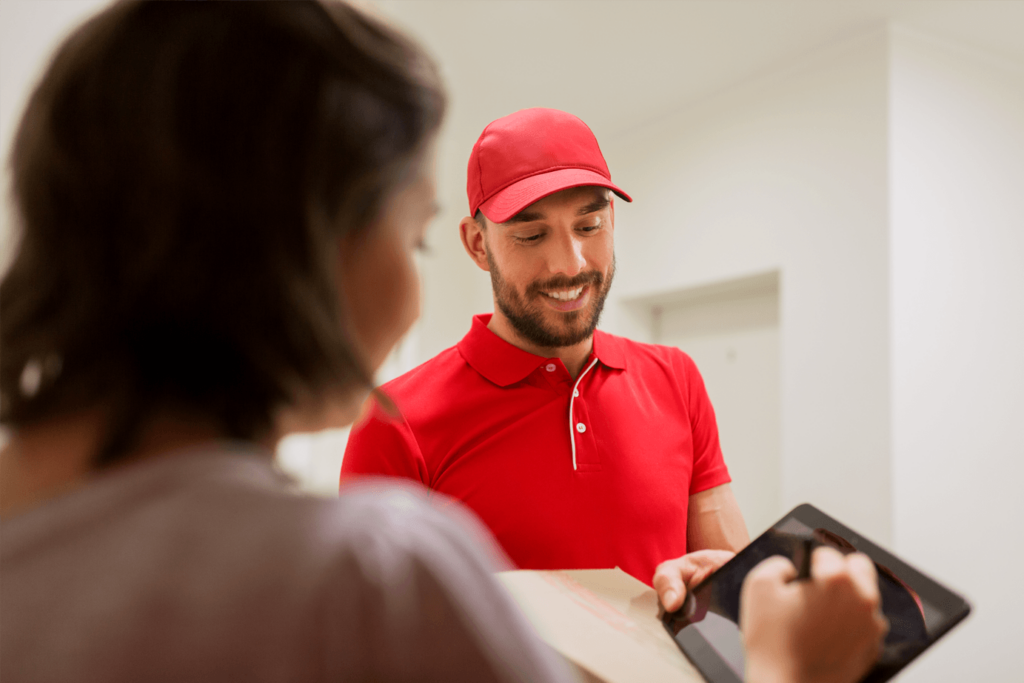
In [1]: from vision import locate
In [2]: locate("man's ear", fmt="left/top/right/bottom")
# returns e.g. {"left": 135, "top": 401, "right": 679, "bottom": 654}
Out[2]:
{"left": 459, "top": 215, "right": 491, "bottom": 272}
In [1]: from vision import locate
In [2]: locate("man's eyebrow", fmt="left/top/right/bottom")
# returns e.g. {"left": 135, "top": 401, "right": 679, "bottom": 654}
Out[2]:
{"left": 577, "top": 197, "right": 610, "bottom": 216}
{"left": 502, "top": 210, "right": 545, "bottom": 225}
{"left": 500, "top": 195, "right": 610, "bottom": 225}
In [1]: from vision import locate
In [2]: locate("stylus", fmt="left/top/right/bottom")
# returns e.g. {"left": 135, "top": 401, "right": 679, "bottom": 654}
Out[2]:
{"left": 796, "top": 537, "right": 814, "bottom": 581}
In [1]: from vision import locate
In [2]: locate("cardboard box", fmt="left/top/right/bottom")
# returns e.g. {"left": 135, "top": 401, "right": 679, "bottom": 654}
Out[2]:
{"left": 497, "top": 568, "right": 704, "bottom": 683}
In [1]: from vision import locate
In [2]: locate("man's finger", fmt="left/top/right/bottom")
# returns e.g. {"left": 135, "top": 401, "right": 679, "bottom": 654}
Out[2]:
{"left": 653, "top": 559, "right": 688, "bottom": 612}
{"left": 687, "top": 564, "right": 715, "bottom": 590}
{"left": 683, "top": 550, "right": 736, "bottom": 588}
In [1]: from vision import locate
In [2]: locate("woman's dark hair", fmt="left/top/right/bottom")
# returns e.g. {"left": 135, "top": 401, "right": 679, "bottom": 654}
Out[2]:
{"left": 0, "top": 0, "right": 445, "bottom": 465}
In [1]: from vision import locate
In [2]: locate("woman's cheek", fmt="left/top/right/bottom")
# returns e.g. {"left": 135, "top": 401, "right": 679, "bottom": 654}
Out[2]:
{"left": 366, "top": 234, "right": 421, "bottom": 373}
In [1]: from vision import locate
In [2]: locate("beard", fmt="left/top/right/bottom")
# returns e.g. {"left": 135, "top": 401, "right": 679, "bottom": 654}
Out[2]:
{"left": 487, "top": 252, "right": 615, "bottom": 349}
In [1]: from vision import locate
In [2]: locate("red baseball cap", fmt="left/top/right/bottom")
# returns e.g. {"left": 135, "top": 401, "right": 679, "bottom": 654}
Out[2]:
{"left": 467, "top": 108, "right": 632, "bottom": 224}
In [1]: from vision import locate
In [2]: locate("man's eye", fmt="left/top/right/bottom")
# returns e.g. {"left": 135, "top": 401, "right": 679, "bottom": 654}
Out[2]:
{"left": 578, "top": 225, "right": 599, "bottom": 233}
{"left": 515, "top": 234, "right": 543, "bottom": 243}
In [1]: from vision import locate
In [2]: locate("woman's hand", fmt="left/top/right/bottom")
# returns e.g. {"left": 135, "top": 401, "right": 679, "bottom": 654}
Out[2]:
{"left": 741, "top": 546, "right": 889, "bottom": 683}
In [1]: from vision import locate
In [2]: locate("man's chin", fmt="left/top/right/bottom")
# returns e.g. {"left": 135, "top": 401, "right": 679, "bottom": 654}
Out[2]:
{"left": 497, "top": 287, "right": 608, "bottom": 349}
{"left": 535, "top": 304, "right": 584, "bottom": 327}
{"left": 531, "top": 313, "right": 597, "bottom": 348}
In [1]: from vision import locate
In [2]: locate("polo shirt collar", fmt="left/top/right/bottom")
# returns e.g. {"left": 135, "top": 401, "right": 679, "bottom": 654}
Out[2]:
{"left": 593, "top": 329, "right": 627, "bottom": 370}
{"left": 457, "top": 314, "right": 627, "bottom": 387}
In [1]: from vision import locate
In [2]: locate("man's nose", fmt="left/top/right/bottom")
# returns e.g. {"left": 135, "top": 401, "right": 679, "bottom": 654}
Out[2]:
{"left": 548, "top": 230, "right": 586, "bottom": 277}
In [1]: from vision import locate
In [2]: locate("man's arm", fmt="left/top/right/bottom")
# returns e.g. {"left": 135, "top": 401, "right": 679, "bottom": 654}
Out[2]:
{"left": 340, "top": 397, "right": 430, "bottom": 486}
{"left": 654, "top": 351, "right": 748, "bottom": 607}
{"left": 653, "top": 483, "right": 749, "bottom": 611}
{"left": 687, "top": 482, "right": 749, "bottom": 553}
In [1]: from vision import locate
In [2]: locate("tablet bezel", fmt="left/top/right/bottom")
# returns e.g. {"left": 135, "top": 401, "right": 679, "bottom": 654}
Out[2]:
{"left": 663, "top": 503, "right": 971, "bottom": 683}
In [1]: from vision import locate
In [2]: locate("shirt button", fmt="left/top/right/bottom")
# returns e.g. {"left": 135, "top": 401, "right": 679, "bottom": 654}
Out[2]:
{"left": 545, "top": 363, "right": 557, "bottom": 372}
{"left": 573, "top": 389, "right": 579, "bottom": 397}
{"left": 576, "top": 423, "right": 587, "bottom": 433}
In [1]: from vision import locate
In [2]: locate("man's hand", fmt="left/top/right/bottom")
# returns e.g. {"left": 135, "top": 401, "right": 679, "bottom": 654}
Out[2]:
{"left": 741, "top": 547, "right": 889, "bottom": 683}
{"left": 653, "top": 549, "right": 736, "bottom": 612}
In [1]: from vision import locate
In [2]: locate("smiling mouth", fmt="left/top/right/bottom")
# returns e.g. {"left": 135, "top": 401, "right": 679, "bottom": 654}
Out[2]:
{"left": 544, "top": 286, "right": 585, "bottom": 302}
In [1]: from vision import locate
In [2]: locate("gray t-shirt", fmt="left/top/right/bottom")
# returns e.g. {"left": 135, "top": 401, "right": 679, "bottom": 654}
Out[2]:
{"left": 0, "top": 444, "right": 573, "bottom": 682}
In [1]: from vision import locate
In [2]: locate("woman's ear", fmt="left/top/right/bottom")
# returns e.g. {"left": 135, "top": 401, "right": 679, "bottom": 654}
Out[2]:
{"left": 459, "top": 214, "right": 491, "bottom": 272}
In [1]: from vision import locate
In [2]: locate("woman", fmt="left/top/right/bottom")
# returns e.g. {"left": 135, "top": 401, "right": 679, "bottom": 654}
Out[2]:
{"left": 0, "top": 2, "right": 885, "bottom": 682}
{"left": 0, "top": 2, "right": 565, "bottom": 680}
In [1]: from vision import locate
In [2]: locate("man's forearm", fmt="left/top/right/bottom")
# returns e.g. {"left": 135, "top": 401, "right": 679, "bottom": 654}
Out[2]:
{"left": 687, "top": 483, "right": 750, "bottom": 552}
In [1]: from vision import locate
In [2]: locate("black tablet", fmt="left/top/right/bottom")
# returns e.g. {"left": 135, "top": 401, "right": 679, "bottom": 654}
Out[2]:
{"left": 663, "top": 504, "right": 971, "bottom": 683}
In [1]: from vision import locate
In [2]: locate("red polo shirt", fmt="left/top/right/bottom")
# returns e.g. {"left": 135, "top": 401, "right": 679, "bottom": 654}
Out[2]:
{"left": 341, "top": 314, "right": 731, "bottom": 584}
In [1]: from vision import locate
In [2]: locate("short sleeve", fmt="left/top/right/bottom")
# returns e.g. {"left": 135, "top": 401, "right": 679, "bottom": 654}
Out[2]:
{"left": 318, "top": 485, "right": 575, "bottom": 683}
{"left": 678, "top": 352, "right": 732, "bottom": 495}
{"left": 340, "top": 397, "right": 430, "bottom": 486}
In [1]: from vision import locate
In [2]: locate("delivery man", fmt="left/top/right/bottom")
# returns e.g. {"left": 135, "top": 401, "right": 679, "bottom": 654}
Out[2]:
{"left": 342, "top": 107, "right": 748, "bottom": 590}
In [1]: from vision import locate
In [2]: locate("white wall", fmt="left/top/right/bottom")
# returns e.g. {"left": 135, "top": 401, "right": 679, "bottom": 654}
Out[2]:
{"left": 601, "top": 30, "right": 894, "bottom": 544}
{"left": 601, "top": 23, "right": 1024, "bottom": 679}
{"left": 653, "top": 280, "right": 782, "bottom": 537}
{"left": 890, "top": 28, "right": 1024, "bottom": 682}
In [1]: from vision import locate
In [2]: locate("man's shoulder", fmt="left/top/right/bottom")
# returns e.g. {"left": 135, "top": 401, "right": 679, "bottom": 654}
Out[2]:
{"left": 376, "top": 344, "right": 485, "bottom": 419}
{"left": 597, "top": 329, "right": 698, "bottom": 371}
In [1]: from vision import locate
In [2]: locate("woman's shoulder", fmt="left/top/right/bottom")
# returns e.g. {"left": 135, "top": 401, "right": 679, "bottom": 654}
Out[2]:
{"left": 308, "top": 479, "right": 509, "bottom": 586}
{"left": 1, "top": 447, "right": 562, "bottom": 682}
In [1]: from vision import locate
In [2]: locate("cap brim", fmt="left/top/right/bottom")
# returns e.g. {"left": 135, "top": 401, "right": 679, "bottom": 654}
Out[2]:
{"left": 479, "top": 168, "right": 632, "bottom": 224}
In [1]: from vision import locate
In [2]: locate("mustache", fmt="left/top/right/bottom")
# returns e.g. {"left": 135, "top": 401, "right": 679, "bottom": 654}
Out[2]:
{"left": 526, "top": 270, "right": 603, "bottom": 297}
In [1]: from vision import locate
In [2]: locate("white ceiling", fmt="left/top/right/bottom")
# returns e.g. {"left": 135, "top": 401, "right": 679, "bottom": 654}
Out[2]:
{"left": 3, "top": 1, "right": 1021, "bottom": 222}
{"left": 371, "top": 0, "right": 1024, "bottom": 194}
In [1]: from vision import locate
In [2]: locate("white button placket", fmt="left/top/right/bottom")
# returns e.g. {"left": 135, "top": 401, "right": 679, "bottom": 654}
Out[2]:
{"left": 569, "top": 358, "right": 599, "bottom": 471}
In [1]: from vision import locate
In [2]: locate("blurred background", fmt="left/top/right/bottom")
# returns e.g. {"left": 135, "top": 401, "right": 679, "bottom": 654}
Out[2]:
{"left": 3, "top": 1, "right": 1022, "bottom": 680}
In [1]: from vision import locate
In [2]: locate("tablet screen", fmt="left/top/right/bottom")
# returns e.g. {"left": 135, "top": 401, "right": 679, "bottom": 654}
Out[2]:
{"left": 663, "top": 504, "right": 970, "bottom": 683}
